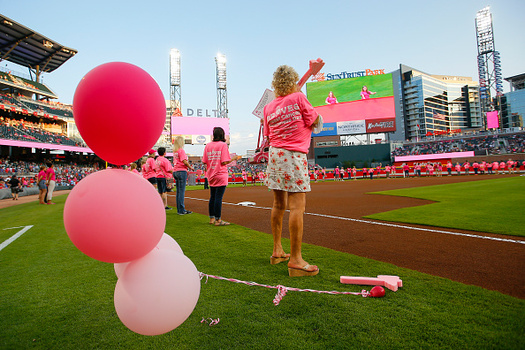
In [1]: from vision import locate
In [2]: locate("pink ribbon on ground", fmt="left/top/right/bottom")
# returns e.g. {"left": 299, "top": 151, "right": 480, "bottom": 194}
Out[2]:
{"left": 199, "top": 272, "right": 370, "bottom": 306}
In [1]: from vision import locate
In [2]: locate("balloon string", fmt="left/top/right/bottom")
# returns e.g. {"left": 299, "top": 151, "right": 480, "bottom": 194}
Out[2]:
{"left": 200, "top": 317, "right": 220, "bottom": 326}
{"left": 198, "top": 272, "right": 369, "bottom": 306}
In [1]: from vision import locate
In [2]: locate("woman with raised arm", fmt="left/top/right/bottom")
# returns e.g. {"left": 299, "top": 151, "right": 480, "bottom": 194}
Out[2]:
{"left": 263, "top": 65, "right": 321, "bottom": 277}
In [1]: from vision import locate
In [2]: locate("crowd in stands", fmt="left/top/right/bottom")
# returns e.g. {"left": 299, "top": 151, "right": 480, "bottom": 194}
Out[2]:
{"left": 392, "top": 133, "right": 525, "bottom": 157}
{"left": 0, "top": 158, "right": 97, "bottom": 189}
{"left": 0, "top": 71, "right": 38, "bottom": 91}
{"left": 0, "top": 117, "right": 80, "bottom": 146}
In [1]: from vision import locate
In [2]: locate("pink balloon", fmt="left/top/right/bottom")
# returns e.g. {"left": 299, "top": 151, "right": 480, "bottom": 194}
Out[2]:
{"left": 114, "top": 248, "right": 201, "bottom": 335}
{"left": 64, "top": 169, "right": 165, "bottom": 263}
{"left": 157, "top": 233, "right": 184, "bottom": 254}
{"left": 114, "top": 233, "right": 182, "bottom": 278}
{"left": 114, "top": 262, "right": 129, "bottom": 279}
{"left": 73, "top": 62, "right": 166, "bottom": 165}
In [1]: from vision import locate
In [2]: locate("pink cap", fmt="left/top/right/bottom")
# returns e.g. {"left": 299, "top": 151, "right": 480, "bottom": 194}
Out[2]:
{"left": 148, "top": 149, "right": 156, "bottom": 155}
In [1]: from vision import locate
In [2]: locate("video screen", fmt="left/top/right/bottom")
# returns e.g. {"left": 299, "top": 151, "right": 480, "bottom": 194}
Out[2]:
{"left": 306, "top": 73, "right": 396, "bottom": 135}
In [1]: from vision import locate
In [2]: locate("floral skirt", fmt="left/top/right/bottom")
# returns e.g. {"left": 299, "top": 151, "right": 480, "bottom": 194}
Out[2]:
{"left": 265, "top": 147, "right": 311, "bottom": 192}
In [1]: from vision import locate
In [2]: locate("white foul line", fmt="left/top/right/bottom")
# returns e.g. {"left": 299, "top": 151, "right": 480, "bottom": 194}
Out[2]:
{"left": 186, "top": 197, "right": 525, "bottom": 245}
{"left": 0, "top": 225, "right": 34, "bottom": 252}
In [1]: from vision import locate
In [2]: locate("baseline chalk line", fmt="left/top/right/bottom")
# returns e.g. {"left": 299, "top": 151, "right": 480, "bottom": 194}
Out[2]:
{"left": 0, "top": 225, "right": 34, "bottom": 252}
{"left": 186, "top": 197, "right": 525, "bottom": 245}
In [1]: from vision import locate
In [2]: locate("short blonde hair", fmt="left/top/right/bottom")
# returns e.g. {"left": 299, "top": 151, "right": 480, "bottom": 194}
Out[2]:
{"left": 272, "top": 65, "right": 298, "bottom": 97}
{"left": 173, "top": 135, "right": 185, "bottom": 151}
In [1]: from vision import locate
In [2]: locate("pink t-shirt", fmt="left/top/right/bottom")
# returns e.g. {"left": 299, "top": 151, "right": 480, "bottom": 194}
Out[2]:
{"left": 203, "top": 141, "right": 231, "bottom": 187}
{"left": 142, "top": 157, "right": 157, "bottom": 179}
{"left": 38, "top": 170, "right": 46, "bottom": 182}
{"left": 173, "top": 148, "right": 189, "bottom": 172}
{"left": 325, "top": 96, "right": 337, "bottom": 104}
{"left": 155, "top": 156, "right": 173, "bottom": 178}
{"left": 46, "top": 168, "right": 56, "bottom": 181}
{"left": 361, "top": 90, "right": 372, "bottom": 99}
{"left": 263, "top": 92, "right": 318, "bottom": 154}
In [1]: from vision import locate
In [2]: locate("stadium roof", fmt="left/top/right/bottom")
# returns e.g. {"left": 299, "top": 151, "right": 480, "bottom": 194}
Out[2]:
{"left": 0, "top": 14, "right": 77, "bottom": 74}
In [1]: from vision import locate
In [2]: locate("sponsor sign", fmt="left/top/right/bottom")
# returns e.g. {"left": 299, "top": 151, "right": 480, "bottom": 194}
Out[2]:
{"left": 337, "top": 120, "right": 366, "bottom": 135}
{"left": 312, "top": 122, "right": 337, "bottom": 137}
{"left": 365, "top": 118, "right": 396, "bottom": 133}
{"left": 192, "top": 135, "right": 210, "bottom": 145}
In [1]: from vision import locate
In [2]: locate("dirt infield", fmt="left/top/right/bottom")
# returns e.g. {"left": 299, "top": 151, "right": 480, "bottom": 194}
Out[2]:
{"left": 177, "top": 175, "right": 525, "bottom": 299}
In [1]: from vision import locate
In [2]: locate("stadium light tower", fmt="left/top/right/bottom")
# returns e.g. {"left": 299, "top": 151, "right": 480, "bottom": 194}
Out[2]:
{"left": 475, "top": 6, "right": 503, "bottom": 120}
{"left": 215, "top": 52, "right": 228, "bottom": 118}
{"left": 169, "top": 48, "right": 182, "bottom": 119}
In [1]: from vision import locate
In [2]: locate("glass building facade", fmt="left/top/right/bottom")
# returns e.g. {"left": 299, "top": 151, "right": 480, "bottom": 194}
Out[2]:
{"left": 393, "top": 65, "right": 482, "bottom": 141}
{"left": 501, "top": 73, "right": 525, "bottom": 129}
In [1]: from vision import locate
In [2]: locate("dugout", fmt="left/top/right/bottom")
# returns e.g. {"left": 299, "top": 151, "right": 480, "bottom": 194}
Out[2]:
{"left": 314, "top": 143, "right": 391, "bottom": 168}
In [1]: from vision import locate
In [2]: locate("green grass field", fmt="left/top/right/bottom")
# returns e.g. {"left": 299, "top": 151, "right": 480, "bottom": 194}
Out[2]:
{"left": 306, "top": 73, "right": 394, "bottom": 107}
{"left": 0, "top": 186, "right": 524, "bottom": 349}
{"left": 366, "top": 177, "right": 525, "bottom": 237}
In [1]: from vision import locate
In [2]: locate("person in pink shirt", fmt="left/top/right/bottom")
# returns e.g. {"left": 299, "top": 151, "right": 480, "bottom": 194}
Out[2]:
{"left": 480, "top": 161, "right": 486, "bottom": 174}
{"left": 129, "top": 163, "right": 141, "bottom": 176}
{"left": 390, "top": 164, "right": 397, "bottom": 178}
{"left": 36, "top": 165, "right": 47, "bottom": 204}
{"left": 436, "top": 163, "right": 443, "bottom": 177}
{"left": 507, "top": 159, "right": 514, "bottom": 174}
{"left": 415, "top": 163, "right": 421, "bottom": 177}
{"left": 173, "top": 136, "right": 194, "bottom": 215}
{"left": 45, "top": 161, "right": 56, "bottom": 204}
{"left": 142, "top": 150, "right": 158, "bottom": 189}
{"left": 464, "top": 161, "right": 471, "bottom": 175}
{"left": 155, "top": 147, "right": 174, "bottom": 210}
{"left": 499, "top": 161, "right": 506, "bottom": 174}
{"left": 334, "top": 166, "right": 340, "bottom": 181}
{"left": 352, "top": 166, "right": 357, "bottom": 179}
{"left": 325, "top": 91, "right": 338, "bottom": 105}
{"left": 428, "top": 163, "right": 435, "bottom": 176}
{"left": 203, "top": 127, "right": 240, "bottom": 226}
{"left": 241, "top": 169, "right": 247, "bottom": 187}
{"left": 446, "top": 161, "right": 453, "bottom": 176}
{"left": 402, "top": 163, "right": 409, "bottom": 178}
{"left": 362, "top": 167, "right": 368, "bottom": 179}
{"left": 455, "top": 162, "right": 461, "bottom": 175}
{"left": 263, "top": 65, "right": 321, "bottom": 277}
{"left": 472, "top": 161, "right": 479, "bottom": 175}
{"left": 360, "top": 85, "right": 377, "bottom": 99}
{"left": 492, "top": 161, "right": 499, "bottom": 174}
{"left": 385, "top": 165, "right": 391, "bottom": 178}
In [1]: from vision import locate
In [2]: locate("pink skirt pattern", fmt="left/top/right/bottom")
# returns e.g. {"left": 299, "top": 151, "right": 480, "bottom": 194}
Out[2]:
{"left": 266, "top": 147, "right": 311, "bottom": 192}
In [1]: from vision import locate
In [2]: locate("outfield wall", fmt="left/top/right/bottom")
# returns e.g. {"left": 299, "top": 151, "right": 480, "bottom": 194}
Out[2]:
{"left": 314, "top": 144, "right": 391, "bottom": 168}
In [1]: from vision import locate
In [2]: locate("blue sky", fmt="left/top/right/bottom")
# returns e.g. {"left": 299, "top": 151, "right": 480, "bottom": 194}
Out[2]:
{"left": 2, "top": 0, "right": 524, "bottom": 155}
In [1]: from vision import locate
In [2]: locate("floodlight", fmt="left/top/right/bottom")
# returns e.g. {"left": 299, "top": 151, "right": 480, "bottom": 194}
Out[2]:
{"left": 170, "top": 48, "right": 181, "bottom": 86}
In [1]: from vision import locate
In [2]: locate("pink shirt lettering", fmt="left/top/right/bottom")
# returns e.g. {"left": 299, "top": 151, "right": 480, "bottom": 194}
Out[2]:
{"left": 263, "top": 92, "right": 318, "bottom": 154}
{"left": 203, "top": 141, "right": 231, "bottom": 187}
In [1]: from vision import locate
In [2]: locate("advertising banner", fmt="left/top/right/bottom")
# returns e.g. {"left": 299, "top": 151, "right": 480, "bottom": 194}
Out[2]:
{"left": 312, "top": 122, "right": 337, "bottom": 137}
{"left": 365, "top": 118, "right": 396, "bottom": 133}
{"left": 337, "top": 120, "right": 366, "bottom": 135}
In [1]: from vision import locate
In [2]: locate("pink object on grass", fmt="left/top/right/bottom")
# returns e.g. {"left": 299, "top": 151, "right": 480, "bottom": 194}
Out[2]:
{"left": 340, "top": 275, "right": 403, "bottom": 292}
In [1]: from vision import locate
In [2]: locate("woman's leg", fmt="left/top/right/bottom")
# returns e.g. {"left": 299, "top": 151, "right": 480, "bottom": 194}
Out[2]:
{"left": 213, "top": 186, "right": 227, "bottom": 220}
{"left": 271, "top": 190, "right": 288, "bottom": 258}
{"left": 209, "top": 186, "right": 217, "bottom": 219}
{"left": 47, "top": 180, "right": 56, "bottom": 201}
{"left": 175, "top": 171, "right": 187, "bottom": 214}
{"left": 287, "top": 192, "right": 313, "bottom": 269}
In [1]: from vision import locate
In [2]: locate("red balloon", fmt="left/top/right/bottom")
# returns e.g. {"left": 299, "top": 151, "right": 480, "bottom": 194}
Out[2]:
{"left": 64, "top": 169, "right": 165, "bottom": 263}
{"left": 369, "top": 286, "right": 386, "bottom": 298}
{"left": 73, "top": 62, "right": 165, "bottom": 165}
